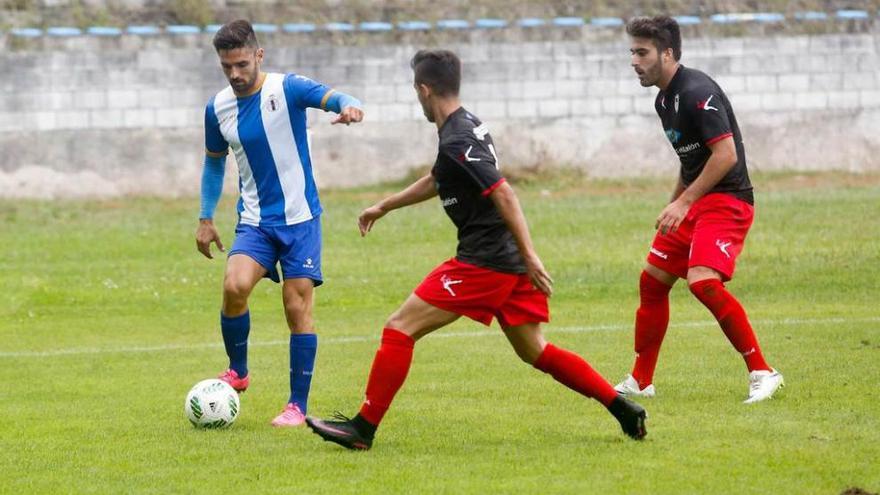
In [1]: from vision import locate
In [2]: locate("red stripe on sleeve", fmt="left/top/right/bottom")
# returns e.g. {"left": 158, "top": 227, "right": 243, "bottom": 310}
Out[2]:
{"left": 481, "top": 178, "right": 507, "bottom": 197}
{"left": 706, "top": 133, "right": 733, "bottom": 145}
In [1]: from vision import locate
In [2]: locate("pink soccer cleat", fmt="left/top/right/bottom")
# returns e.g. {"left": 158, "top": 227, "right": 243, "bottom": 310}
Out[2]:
{"left": 218, "top": 369, "right": 249, "bottom": 393}
{"left": 271, "top": 403, "right": 306, "bottom": 427}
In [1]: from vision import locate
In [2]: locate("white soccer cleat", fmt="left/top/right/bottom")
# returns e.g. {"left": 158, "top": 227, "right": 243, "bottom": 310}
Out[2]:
{"left": 743, "top": 369, "right": 784, "bottom": 404}
{"left": 613, "top": 374, "right": 656, "bottom": 398}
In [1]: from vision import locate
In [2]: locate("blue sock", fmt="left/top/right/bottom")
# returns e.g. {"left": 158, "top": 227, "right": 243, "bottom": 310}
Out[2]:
{"left": 221, "top": 311, "right": 250, "bottom": 377}
{"left": 289, "top": 333, "right": 318, "bottom": 413}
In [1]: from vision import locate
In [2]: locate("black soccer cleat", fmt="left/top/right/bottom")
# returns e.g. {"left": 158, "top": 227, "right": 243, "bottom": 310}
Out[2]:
{"left": 306, "top": 412, "right": 374, "bottom": 451}
{"left": 608, "top": 394, "right": 648, "bottom": 440}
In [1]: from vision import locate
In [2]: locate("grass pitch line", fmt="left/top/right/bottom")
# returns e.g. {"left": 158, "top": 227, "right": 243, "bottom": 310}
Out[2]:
{"left": 2, "top": 316, "right": 877, "bottom": 359}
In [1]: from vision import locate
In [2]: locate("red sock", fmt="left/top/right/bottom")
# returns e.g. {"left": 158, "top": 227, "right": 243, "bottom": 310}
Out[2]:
{"left": 533, "top": 343, "right": 619, "bottom": 407}
{"left": 689, "top": 279, "right": 771, "bottom": 372}
{"left": 631, "top": 271, "right": 673, "bottom": 388}
{"left": 358, "top": 328, "right": 415, "bottom": 426}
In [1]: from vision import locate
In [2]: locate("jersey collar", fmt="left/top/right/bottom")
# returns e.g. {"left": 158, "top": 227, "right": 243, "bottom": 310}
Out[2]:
{"left": 235, "top": 72, "right": 268, "bottom": 99}
{"left": 663, "top": 65, "right": 686, "bottom": 95}
{"left": 438, "top": 106, "right": 466, "bottom": 135}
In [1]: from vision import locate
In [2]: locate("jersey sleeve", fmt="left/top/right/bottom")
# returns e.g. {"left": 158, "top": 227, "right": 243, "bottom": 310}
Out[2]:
{"left": 204, "top": 98, "right": 228, "bottom": 156}
{"left": 440, "top": 133, "right": 505, "bottom": 196}
{"left": 685, "top": 91, "right": 733, "bottom": 145}
{"left": 283, "top": 73, "right": 336, "bottom": 111}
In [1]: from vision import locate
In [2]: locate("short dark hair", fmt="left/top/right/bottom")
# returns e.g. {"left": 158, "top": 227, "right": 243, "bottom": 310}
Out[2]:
{"left": 626, "top": 16, "right": 682, "bottom": 61}
{"left": 213, "top": 19, "right": 259, "bottom": 51}
{"left": 410, "top": 49, "right": 461, "bottom": 97}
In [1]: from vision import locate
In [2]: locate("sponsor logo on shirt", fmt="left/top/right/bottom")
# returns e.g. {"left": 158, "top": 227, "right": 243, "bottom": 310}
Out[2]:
{"left": 697, "top": 94, "right": 718, "bottom": 112}
{"left": 676, "top": 142, "right": 701, "bottom": 154}
{"left": 463, "top": 145, "right": 480, "bottom": 162}
{"left": 441, "top": 197, "right": 459, "bottom": 207}
{"left": 665, "top": 129, "right": 682, "bottom": 144}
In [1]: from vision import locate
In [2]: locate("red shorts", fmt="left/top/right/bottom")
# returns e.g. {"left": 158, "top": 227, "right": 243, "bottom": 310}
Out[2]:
{"left": 414, "top": 258, "right": 549, "bottom": 327}
{"left": 646, "top": 193, "right": 754, "bottom": 282}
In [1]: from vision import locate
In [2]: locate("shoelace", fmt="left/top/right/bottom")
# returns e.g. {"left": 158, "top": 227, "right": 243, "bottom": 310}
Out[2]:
{"left": 749, "top": 377, "right": 763, "bottom": 393}
{"left": 331, "top": 411, "right": 352, "bottom": 422}
{"left": 284, "top": 404, "right": 303, "bottom": 415}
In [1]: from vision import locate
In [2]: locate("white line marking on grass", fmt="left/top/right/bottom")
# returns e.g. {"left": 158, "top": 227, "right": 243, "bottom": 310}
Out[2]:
{"left": 2, "top": 316, "right": 877, "bottom": 359}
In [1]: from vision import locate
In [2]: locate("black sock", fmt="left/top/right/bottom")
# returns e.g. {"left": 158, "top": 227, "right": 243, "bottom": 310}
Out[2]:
{"left": 352, "top": 414, "right": 377, "bottom": 439}
{"left": 607, "top": 394, "right": 629, "bottom": 418}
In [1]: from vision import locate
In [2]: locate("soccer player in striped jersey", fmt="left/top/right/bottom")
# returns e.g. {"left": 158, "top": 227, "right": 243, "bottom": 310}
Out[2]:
{"left": 195, "top": 20, "right": 364, "bottom": 427}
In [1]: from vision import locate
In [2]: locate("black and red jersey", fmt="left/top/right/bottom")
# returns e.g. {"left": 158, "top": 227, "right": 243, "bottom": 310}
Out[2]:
{"left": 432, "top": 107, "right": 525, "bottom": 273}
{"left": 656, "top": 66, "right": 753, "bottom": 204}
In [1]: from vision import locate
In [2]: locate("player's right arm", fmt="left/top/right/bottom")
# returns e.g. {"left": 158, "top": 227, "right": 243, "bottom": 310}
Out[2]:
{"left": 656, "top": 89, "right": 737, "bottom": 234}
{"left": 669, "top": 176, "right": 686, "bottom": 202}
{"left": 358, "top": 174, "right": 437, "bottom": 236}
{"left": 196, "top": 100, "right": 230, "bottom": 259}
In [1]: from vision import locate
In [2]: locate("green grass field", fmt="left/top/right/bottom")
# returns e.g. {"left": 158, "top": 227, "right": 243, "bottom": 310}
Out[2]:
{"left": 1, "top": 173, "right": 878, "bottom": 494}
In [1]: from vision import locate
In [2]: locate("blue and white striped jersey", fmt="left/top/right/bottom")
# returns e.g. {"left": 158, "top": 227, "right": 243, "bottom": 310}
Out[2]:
{"left": 205, "top": 72, "right": 334, "bottom": 227}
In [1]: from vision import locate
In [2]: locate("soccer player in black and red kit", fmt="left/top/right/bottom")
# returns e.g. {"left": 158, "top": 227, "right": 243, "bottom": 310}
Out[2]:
{"left": 306, "top": 49, "right": 647, "bottom": 450}
{"left": 614, "top": 16, "right": 784, "bottom": 403}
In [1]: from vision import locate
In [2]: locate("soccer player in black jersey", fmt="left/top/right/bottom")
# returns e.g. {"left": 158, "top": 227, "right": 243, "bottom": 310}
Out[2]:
{"left": 614, "top": 16, "right": 783, "bottom": 404}
{"left": 306, "top": 49, "right": 647, "bottom": 450}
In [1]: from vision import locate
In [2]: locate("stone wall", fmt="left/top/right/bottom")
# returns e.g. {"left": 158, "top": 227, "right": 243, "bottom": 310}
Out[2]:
{"left": 1, "top": 30, "right": 878, "bottom": 198}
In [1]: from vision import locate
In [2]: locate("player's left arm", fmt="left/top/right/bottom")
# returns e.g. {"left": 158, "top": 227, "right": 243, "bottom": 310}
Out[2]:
{"left": 656, "top": 91, "right": 737, "bottom": 234}
{"left": 284, "top": 74, "right": 364, "bottom": 125}
{"left": 489, "top": 182, "right": 554, "bottom": 296}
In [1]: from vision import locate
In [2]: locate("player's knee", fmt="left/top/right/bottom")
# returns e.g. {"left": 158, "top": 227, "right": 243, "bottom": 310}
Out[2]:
{"left": 514, "top": 346, "right": 538, "bottom": 365}
{"left": 384, "top": 313, "right": 404, "bottom": 332}
{"left": 223, "top": 277, "right": 253, "bottom": 302}
{"left": 686, "top": 266, "right": 721, "bottom": 286}
{"left": 510, "top": 337, "right": 545, "bottom": 365}
{"left": 688, "top": 278, "right": 720, "bottom": 299}
{"left": 640, "top": 270, "right": 673, "bottom": 304}
{"left": 283, "top": 297, "right": 310, "bottom": 320}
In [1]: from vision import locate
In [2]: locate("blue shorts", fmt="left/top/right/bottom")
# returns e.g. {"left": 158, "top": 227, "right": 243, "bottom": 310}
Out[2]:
{"left": 228, "top": 216, "right": 323, "bottom": 286}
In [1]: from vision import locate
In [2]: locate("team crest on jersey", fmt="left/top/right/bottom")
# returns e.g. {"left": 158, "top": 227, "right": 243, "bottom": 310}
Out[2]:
{"left": 267, "top": 94, "right": 280, "bottom": 112}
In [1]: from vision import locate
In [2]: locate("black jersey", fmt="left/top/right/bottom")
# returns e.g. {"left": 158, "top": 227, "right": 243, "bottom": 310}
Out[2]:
{"left": 656, "top": 66, "right": 753, "bottom": 204}
{"left": 431, "top": 107, "right": 526, "bottom": 273}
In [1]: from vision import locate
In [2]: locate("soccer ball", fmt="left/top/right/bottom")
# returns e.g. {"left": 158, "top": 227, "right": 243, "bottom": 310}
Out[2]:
{"left": 184, "top": 379, "right": 240, "bottom": 429}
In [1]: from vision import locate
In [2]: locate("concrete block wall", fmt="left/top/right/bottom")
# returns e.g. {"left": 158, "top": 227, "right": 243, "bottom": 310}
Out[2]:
{"left": 0, "top": 31, "right": 878, "bottom": 198}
